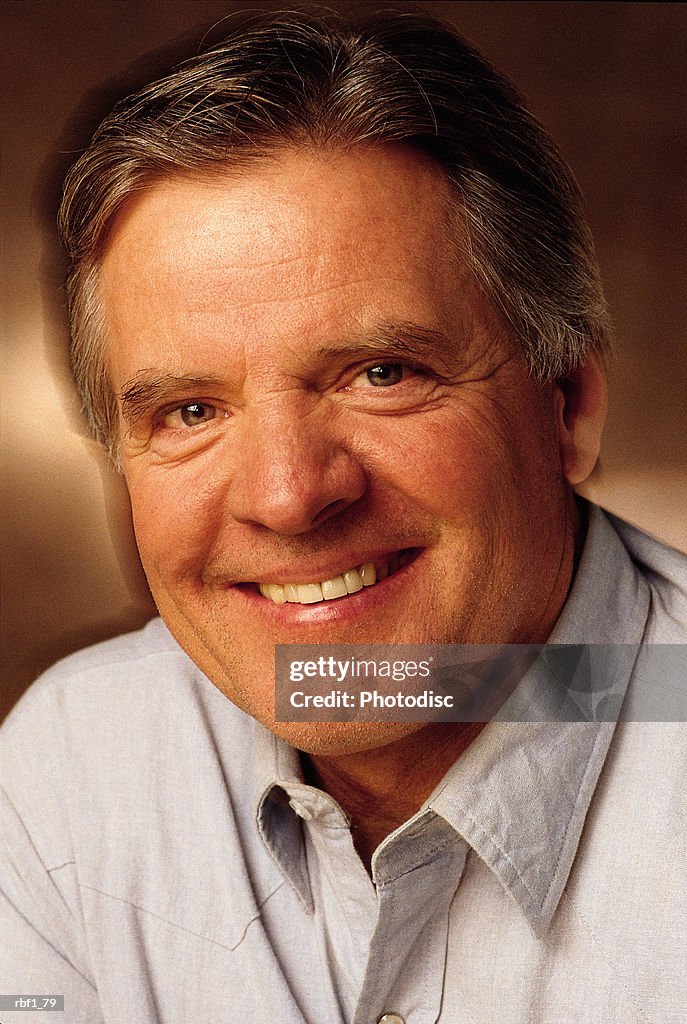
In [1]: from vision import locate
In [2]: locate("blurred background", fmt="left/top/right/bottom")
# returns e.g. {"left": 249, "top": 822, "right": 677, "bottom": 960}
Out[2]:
{"left": 2, "top": 1, "right": 685, "bottom": 720}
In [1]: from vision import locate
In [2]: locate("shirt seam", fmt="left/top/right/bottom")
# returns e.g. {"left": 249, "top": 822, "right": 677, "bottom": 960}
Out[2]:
{"left": 443, "top": 724, "right": 613, "bottom": 921}
{"left": 53, "top": 645, "right": 186, "bottom": 676}
{"left": 47, "top": 859, "right": 78, "bottom": 873}
{"left": 78, "top": 880, "right": 284, "bottom": 952}
{"left": 540, "top": 723, "right": 613, "bottom": 912}
{"left": 560, "top": 889, "right": 654, "bottom": 1023}
{"left": 444, "top": 806, "right": 537, "bottom": 906}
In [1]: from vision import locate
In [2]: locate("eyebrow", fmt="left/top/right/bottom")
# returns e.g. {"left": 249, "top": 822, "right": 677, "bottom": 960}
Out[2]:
{"left": 316, "top": 321, "right": 457, "bottom": 371}
{"left": 117, "top": 320, "right": 458, "bottom": 428}
{"left": 118, "top": 374, "right": 225, "bottom": 429}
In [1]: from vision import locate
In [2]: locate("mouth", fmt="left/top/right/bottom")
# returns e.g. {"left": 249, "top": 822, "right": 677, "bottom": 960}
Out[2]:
{"left": 253, "top": 548, "right": 420, "bottom": 606}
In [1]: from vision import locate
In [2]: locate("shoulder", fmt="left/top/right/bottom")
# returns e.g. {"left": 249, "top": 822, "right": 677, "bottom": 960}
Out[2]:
{"left": 1, "top": 616, "right": 255, "bottom": 761}
{"left": 29, "top": 616, "right": 187, "bottom": 684}
{"left": 605, "top": 510, "right": 687, "bottom": 641}
{"left": 1, "top": 619, "right": 250, "bottom": 835}
{"left": 2, "top": 620, "right": 193, "bottom": 759}
{"left": 5, "top": 618, "right": 204, "bottom": 731}
{"left": 1, "top": 624, "right": 274, "bottom": 971}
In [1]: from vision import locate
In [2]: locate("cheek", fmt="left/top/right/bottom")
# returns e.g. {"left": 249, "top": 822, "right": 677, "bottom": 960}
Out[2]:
{"left": 125, "top": 462, "right": 228, "bottom": 582}
{"left": 365, "top": 404, "right": 535, "bottom": 524}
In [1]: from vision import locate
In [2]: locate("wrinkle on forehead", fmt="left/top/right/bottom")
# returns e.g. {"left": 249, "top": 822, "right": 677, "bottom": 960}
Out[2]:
{"left": 100, "top": 145, "right": 511, "bottom": 402}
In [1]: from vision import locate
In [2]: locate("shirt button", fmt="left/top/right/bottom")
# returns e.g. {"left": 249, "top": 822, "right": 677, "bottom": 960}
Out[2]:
{"left": 378, "top": 1015, "right": 405, "bottom": 1024}
{"left": 288, "top": 798, "right": 313, "bottom": 820}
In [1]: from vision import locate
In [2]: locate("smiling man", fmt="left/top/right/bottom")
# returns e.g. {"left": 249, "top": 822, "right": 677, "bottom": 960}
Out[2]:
{"left": 2, "top": 10, "right": 685, "bottom": 1023}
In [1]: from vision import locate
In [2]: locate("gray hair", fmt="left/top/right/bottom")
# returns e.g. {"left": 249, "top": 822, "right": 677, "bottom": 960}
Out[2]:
{"left": 58, "top": 8, "right": 612, "bottom": 457}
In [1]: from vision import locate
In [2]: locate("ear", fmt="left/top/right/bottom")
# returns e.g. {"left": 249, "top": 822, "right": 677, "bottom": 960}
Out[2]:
{"left": 554, "top": 349, "right": 608, "bottom": 485}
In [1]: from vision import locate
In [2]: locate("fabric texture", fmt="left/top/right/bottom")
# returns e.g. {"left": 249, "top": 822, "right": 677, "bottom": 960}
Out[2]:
{"left": 1, "top": 504, "right": 686, "bottom": 1023}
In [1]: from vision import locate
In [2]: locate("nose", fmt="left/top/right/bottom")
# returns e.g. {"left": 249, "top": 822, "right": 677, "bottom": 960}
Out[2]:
{"left": 225, "top": 401, "right": 367, "bottom": 535}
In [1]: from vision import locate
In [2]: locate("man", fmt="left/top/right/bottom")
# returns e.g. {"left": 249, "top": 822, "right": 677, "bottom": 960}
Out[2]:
{"left": 1, "top": 9, "right": 685, "bottom": 1023}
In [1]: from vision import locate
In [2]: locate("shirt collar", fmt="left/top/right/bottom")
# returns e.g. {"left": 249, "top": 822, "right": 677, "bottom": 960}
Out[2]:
{"left": 550, "top": 502, "right": 650, "bottom": 645}
{"left": 252, "top": 725, "right": 315, "bottom": 911}
{"left": 428, "top": 503, "right": 651, "bottom": 935}
{"left": 251, "top": 503, "right": 651, "bottom": 931}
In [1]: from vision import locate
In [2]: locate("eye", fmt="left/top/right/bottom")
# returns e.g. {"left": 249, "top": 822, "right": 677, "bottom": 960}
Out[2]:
{"left": 163, "top": 402, "right": 218, "bottom": 429}
{"left": 360, "top": 364, "right": 405, "bottom": 387}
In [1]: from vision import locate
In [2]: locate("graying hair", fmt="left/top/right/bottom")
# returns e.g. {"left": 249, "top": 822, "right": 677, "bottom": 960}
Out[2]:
{"left": 58, "top": 8, "right": 612, "bottom": 457}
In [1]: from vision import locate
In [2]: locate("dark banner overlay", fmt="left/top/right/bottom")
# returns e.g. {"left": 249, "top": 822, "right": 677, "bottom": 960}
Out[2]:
{"left": 275, "top": 644, "right": 686, "bottom": 723}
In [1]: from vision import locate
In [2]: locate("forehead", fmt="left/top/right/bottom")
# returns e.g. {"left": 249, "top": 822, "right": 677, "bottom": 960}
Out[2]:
{"left": 102, "top": 144, "right": 457, "bottom": 281}
{"left": 99, "top": 145, "right": 489, "bottom": 382}
{"left": 104, "top": 142, "right": 454, "bottom": 238}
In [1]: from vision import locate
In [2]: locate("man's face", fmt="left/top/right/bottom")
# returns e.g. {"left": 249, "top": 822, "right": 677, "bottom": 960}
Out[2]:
{"left": 102, "top": 146, "right": 576, "bottom": 753}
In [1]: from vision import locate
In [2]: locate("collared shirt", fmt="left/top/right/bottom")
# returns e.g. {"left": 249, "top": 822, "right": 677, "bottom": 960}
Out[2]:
{"left": 1, "top": 505, "right": 686, "bottom": 1023}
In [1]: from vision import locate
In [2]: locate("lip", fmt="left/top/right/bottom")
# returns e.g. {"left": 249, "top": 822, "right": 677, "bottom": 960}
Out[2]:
{"left": 229, "top": 547, "right": 424, "bottom": 627}
{"left": 237, "top": 547, "right": 419, "bottom": 588}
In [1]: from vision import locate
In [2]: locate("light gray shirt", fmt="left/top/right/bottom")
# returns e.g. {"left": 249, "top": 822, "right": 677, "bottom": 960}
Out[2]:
{"left": 2, "top": 505, "right": 686, "bottom": 1023}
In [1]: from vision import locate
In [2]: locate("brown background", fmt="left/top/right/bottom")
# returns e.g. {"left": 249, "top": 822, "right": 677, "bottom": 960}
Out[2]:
{"left": 1, "top": 1, "right": 685, "bottom": 721}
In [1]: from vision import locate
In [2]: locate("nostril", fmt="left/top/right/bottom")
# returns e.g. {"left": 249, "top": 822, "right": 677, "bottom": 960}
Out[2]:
{"left": 311, "top": 498, "right": 351, "bottom": 529}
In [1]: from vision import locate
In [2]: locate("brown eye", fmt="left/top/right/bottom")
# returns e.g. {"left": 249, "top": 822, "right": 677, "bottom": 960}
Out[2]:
{"left": 178, "top": 402, "right": 216, "bottom": 427}
{"left": 159, "top": 401, "right": 218, "bottom": 430}
{"left": 365, "top": 364, "right": 404, "bottom": 386}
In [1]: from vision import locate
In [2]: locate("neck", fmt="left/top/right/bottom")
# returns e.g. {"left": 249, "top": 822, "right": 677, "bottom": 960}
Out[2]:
{"left": 302, "top": 496, "right": 586, "bottom": 871}
{"left": 302, "top": 722, "right": 485, "bottom": 870}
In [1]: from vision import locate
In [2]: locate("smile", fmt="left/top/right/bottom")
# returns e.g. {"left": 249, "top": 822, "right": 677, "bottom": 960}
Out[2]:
{"left": 257, "top": 550, "right": 417, "bottom": 605}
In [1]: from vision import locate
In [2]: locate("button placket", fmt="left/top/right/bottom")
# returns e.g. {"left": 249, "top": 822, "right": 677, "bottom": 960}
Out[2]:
{"left": 352, "top": 821, "right": 468, "bottom": 1024}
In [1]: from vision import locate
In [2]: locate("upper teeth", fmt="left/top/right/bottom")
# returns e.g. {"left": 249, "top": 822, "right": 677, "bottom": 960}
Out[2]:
{"left": 258, "top": 559, "right": 394, "bottom": 606}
